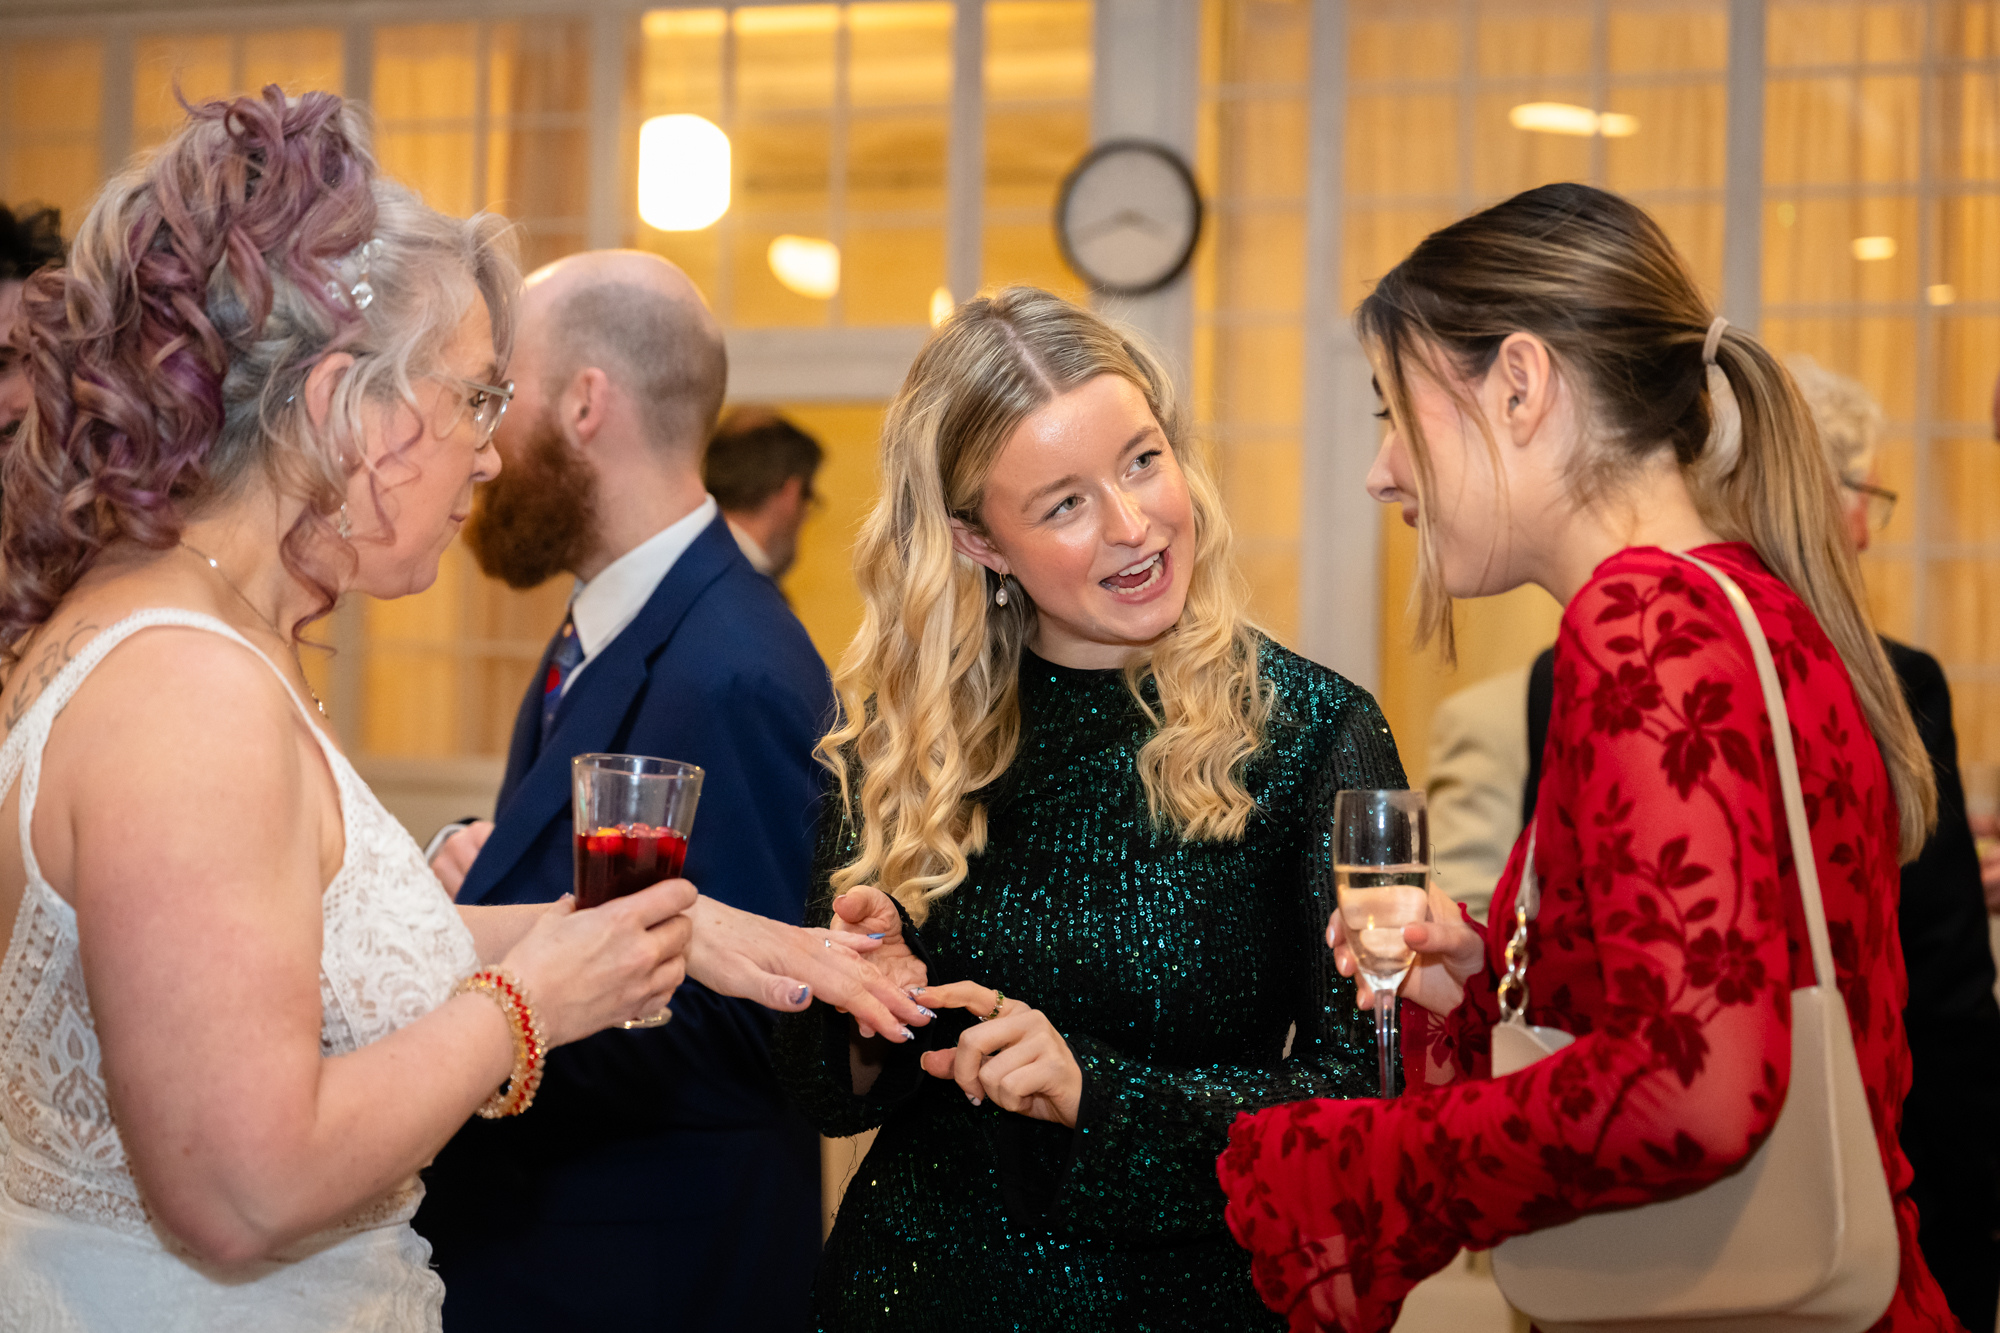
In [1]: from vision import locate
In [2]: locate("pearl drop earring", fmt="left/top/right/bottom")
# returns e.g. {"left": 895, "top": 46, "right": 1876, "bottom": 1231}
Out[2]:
{"left": 994, "top": 577, "right": 1010, "bottom": 607}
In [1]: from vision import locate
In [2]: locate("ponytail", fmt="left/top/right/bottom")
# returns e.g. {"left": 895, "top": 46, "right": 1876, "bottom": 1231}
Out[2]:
{"left": 1699, "top": 327, "right": 1935, "bottom": 860}
{"left": 1360, "top": 182, "right": 1936, "bottom": 861}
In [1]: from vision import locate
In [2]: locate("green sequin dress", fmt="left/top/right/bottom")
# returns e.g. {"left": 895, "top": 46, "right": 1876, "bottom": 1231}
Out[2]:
{"left": 771, "top": 637, "right": 1406, "bottom": 1331}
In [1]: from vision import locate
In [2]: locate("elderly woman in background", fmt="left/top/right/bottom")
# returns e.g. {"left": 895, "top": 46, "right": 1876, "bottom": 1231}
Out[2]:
{"left": 1788, "top": 355, "right": 2000, "bottom": 1333}
{"left": 0, "top": 89, "right": 923, "bottom": 1331}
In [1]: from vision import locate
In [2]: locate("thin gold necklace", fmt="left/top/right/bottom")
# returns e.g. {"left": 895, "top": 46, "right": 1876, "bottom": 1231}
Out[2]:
{"left": 178, "top": 541, "right": 329, "bottom": 719}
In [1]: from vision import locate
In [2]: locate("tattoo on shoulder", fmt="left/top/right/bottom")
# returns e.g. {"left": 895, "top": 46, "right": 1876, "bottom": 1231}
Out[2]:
{"left": 3, "top": 623, "right": 101, "bottom": 732}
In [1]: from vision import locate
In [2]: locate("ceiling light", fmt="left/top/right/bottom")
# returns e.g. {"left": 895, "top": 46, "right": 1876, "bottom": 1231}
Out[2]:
{"left": 929, "top": 285, "right": 955, "bottom": 327}
{"left": 1928, "top": 283, "right": 1957, "bottom": 306}
{"left": 1508, "top": 102, "right": 1638, "bottom": 138}
{"left": 1851, "top": 236, "right": 1897, "bottom": 262}
{"left": 638, "top": 115, "right": 731, "bottom": 232}
{"left": 769, "top": 235, "right": 840, "bottom": 300}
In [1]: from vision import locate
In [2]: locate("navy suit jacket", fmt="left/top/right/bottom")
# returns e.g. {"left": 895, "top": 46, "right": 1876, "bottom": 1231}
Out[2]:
{"left": 414, "top": 515, "right": 833, "bottom": 1332}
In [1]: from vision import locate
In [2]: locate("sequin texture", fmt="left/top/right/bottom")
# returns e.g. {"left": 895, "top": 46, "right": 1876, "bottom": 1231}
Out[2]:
{"left": 773, "top": 638, "right": 1406, "bottom": 1330}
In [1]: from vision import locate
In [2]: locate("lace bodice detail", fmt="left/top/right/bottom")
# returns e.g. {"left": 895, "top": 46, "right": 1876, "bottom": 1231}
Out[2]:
{"left": 0, "top": 610, "right": 479, "bottom": 1237}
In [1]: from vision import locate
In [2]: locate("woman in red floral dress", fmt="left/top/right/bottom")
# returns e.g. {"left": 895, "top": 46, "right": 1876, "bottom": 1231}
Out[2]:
{"left": 1216, "top": 182, "right": 1963, "bottom": 1332}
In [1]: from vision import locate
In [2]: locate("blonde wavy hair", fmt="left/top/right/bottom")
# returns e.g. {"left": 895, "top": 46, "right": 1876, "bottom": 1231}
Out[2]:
{"left": 819, "top": 287, "right": 1271, "bottom": 922}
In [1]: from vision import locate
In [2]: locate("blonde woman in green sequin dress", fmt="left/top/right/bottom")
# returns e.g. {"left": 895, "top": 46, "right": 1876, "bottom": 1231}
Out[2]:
{"left": 771, "top": 287, "right": 1406, "bottom": 1330}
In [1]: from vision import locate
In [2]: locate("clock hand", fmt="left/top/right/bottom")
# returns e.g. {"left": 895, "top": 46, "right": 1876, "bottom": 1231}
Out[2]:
{"left": 1074, "top": 208, "right": 1171, "bottom": 244}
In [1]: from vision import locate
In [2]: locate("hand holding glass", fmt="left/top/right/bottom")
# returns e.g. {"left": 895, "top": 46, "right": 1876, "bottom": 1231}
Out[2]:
{"left": 1333, "top": 789, "right": 1430, "bottom": 1097}
{"left": 572, "top": 753, "right": 703, "bottom": 1028}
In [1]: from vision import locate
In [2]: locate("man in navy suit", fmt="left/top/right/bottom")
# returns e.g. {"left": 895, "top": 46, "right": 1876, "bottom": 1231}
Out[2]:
{"left": 414, "top": 250, "right": 832, "bottom": 1331}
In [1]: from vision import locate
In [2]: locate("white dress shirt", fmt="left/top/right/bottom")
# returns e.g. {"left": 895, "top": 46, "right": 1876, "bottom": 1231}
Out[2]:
{"left": 563, "top": 494, "right": 719, "bottom": 694}
{"left": 421, "top": 496, "right": 721, "bottom": 863}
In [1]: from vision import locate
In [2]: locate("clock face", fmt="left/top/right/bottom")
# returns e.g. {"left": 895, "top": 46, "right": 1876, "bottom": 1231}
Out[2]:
{"left": 1055, "top": 141, "right": 1204, "bottom": 296}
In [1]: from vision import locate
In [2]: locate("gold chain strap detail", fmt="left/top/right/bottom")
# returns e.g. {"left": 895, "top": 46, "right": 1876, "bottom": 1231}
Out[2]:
{"left": 1496, "top": 899, "right": 1533, "bottom": 1023}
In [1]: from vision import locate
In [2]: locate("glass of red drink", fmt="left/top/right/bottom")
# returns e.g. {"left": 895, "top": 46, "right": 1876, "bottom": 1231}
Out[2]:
{"left": 571, "top": 753, "right": 704, "bottom": 1028}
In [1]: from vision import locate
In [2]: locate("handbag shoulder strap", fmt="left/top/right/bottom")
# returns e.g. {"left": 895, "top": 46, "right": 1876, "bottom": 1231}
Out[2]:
{"left": 1672, "top": 552, "right": 1836, "bottom": 990}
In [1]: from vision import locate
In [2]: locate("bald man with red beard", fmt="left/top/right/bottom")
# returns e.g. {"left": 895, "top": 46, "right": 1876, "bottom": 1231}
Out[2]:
{"left": 414, "top": 251, "right": 832, "bottom": 1333}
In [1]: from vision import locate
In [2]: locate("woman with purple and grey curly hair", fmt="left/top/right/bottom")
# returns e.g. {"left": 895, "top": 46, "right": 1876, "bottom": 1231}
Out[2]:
{"left": 0, "top": 88, "right": 926, "bottom": 1330}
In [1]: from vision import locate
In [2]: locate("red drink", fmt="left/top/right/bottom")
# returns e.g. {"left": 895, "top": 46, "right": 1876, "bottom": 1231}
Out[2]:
{"left": 573, "top": 823, "right": 689, "bottom": 909}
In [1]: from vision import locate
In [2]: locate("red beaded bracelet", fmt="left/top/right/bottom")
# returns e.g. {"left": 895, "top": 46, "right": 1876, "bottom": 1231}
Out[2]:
{"left": 452, "top": 967, "right": 547, "bottom": 1118}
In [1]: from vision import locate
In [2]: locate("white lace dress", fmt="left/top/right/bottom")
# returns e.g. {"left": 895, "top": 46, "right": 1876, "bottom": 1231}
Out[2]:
{"left": 0, "top": 610, "right": 481, "bottom": 1332}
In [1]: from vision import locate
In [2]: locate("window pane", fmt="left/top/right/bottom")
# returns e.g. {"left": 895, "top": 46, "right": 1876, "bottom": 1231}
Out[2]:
{"left": 1346, "top": 95, "right": 1459, "bottom": 200}
{"left": 1761, "top": 315, "right": 1918, "bottom": 420}
{"left": 1349, "top": 0, "right": 1461, "bottom": 82}
{"left": 134, "top": 36, "right": 234, "bottom": 151}
{"left": 849, "top": 3, "right": 953, "bottom": 107}
{"left": 1609, "top": 3, "right": 1727, "bottom": 73}
{"left": 489, "top": 20, "right": 590, "bottom": 118}
{"left": 986, "top": 1, "right": 1092, "bottom": 101}
{"left": 1606, "top": 83, "right": 1727, "bottom": 193}
{"left": 848, "top": 112, "right": 948, "bottom": 211}
{"left": 0, "top": 39, "right": 102, "bottom": 228}
{"left": 641, "top": 9, "right": 728, "bottom": 118}
{"left": 372, "top": 25, "right": 479, "bottom": 122}
{"left": 242, "top": 30, "right": 343, "bottom": 99}
{"left": 844, "top": 225, "right": 944, "bottom": 324}
{"left": 1764, "top": 194, "right": 1920, "bottom": 304}
{"left": 1475, "top": 4, "right": 1594, "bottom": 79}
{"left": 735, "top": 5, "right": 839, "bottom": 112}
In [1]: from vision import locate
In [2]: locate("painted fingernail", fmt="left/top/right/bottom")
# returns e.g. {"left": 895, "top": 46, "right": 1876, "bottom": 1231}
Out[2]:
{"left": 899, "top": 1026, "right": 915, "bottom": 1041}
{"left": 916, "top": 1006, "right": 937, "bottom": 1019}
{"left": 867, "top": 932, "right": 887, "bottom": 940}
{"left": 789, "top": 984, "right": 810, "bottom": 1005}
{"left": 906, "top": 986, "right": 926, "bottom": 999}
{"left": 968, "top": 1094, "right": 983, "bottom": 1107}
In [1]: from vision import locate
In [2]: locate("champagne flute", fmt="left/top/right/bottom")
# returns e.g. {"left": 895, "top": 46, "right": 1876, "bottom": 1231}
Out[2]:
{"left": 1333, "top": 789, "right": 1430, "bottom": 1097}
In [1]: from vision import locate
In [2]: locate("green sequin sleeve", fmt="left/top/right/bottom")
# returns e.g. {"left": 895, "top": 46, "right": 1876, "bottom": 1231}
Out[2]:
{"left": 1049, "top": 688, "right": 1405, "bottom": 1241}
{"left": 769, "top": 798, "right": 931, "bottom": 1139}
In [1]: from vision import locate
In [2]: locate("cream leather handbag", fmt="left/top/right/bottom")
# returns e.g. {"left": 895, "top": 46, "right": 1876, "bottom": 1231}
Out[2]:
{"left": 1488, "top": 553, "right": 1899, "bottom": 1333}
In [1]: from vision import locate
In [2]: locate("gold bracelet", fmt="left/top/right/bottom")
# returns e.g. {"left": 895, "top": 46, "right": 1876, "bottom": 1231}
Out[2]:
{"left": 452, "top": 967, "right": 547, "bottom": 1118}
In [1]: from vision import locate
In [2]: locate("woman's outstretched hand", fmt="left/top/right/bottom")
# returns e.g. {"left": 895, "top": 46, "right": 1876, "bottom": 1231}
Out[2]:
{"left": 500, "top": 880, "right": 695, "bottom": 1046}
{"left": 828, "top": 886, "right": 928, "bottom": 1038}
{"left": 915, "top": 982, "right": 1080, "bottom": 1127}
{"left": 682, "top": 895, "right": 932, "bottom": 1041}
{"left": 1330, "top": 881, "right": 1484, "bottom": 1017}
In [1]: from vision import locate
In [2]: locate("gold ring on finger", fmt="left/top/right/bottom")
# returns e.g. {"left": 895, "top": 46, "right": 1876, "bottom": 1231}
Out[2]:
{"left": 980, "top": 991, "right": 1005, "bottom": 1022}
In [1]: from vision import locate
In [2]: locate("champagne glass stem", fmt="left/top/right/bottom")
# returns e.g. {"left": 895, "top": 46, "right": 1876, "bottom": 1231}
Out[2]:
{"left": 1375, "top": 985, "right": 1399, "bottom": 1097}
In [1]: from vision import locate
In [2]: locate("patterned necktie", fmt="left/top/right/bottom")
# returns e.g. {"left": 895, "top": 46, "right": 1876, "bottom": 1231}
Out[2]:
{"left": 539, "top": 611, "right": 585, "bottom": 743}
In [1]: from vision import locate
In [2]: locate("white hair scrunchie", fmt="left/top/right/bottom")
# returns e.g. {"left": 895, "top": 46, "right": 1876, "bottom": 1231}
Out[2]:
{"left": 1701, "top": 314, "right": 1743, "bottom": 480}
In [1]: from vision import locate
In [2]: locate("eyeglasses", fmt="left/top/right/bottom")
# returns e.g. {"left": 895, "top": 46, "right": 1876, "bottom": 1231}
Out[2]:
{"left": 439, "top": 376, "right": 514, "bottom": 445}
{"left": 1842, "top": 478, "right": 1897, "bottom": 533}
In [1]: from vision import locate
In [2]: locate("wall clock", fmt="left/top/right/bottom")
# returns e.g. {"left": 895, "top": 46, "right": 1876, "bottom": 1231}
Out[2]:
{"left": 1054, "top": 140, "right": 1204, "bottom": 297}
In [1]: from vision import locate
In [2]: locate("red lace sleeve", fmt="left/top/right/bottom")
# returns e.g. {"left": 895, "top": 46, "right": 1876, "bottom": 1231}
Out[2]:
{"left": 1218, "top": 554, "right": 1810, "bottom": 1332}
{"left": 1403, "top": 902, "right": 1499, "bottom": 1089}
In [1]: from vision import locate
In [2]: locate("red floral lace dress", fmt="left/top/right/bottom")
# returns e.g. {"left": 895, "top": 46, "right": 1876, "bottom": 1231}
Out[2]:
{"left": 1216, "top": 544, "right": 1961, "bottom": 1332}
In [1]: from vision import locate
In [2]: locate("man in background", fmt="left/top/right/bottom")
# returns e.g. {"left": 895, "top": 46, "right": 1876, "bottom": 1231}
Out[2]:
{"left": 1786, "top": 354, "right": 2000, "bottom": 1333}
{"left": 0, "top": 203, "right": 65, "bottom": 444}
{"left": 1423, "top": 665, "right": 1530, "bottom": 922}
{"left": 703, "top": 406, "right": 823, "bottom": 580}
{"left": 415, "top": 251, "right": 830, "bottom": 1331}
